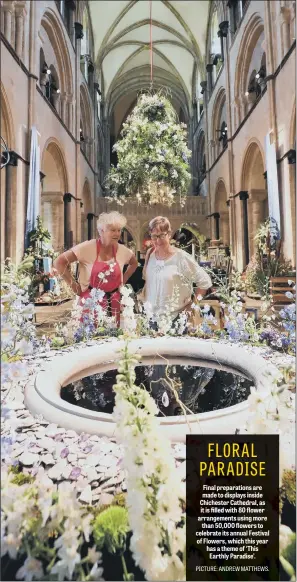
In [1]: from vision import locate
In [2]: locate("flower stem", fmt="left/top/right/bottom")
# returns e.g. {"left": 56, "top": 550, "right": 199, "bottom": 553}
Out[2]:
{"left": 120, "top": 553, "right": 131, "bottom": 581}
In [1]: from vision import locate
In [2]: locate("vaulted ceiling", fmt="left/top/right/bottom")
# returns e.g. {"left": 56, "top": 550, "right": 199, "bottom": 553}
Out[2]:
{"left": 89, "top": 0, "right": 210, "bottom": 125}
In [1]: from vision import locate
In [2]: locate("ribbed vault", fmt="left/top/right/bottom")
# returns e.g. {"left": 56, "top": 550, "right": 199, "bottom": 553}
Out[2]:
{"left": 89, "top": 0, "right": 210, "bottom": 125}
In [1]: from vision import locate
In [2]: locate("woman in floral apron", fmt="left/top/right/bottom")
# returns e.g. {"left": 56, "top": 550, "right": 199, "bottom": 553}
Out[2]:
{"left": 79, "top": 239, "right": 122, "bottom": 325}
{"left": 53, "top": 211, "right": 138, "bottom": 327}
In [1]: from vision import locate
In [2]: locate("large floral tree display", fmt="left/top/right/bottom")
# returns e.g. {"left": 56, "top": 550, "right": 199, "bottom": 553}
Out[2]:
{"left": 106, "top": 91, "right": 192, "bottom": 207}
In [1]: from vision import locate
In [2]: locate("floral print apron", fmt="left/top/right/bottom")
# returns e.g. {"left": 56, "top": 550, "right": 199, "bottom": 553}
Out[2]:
{"left": 79, "top": 240, "right": 122, "bottom": 326}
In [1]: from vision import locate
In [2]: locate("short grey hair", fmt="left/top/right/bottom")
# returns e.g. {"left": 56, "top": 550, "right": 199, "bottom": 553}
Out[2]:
{"left": 97, "top": 211, "right": 127, "bottom": 234}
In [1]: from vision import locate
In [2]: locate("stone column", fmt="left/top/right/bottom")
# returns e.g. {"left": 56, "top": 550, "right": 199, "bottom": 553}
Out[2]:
{"left": 79, "top": 201, "right": 84, "bottom": 242}
{"left": 15, "top": 0, "right": 27, "bottom": 59}
{"left": 263, "top": 2, "right": 278, "bottom": 150}
{"left": 87, "top": 213, "right": 95, "bottom": 240}
{"left": 3, "top": 1, "right": 14, "bottom": 45}
{"left": 250, "top": 198, "right": 264, "bottom": 256}
{"left": 60, "top": 0, "right": 65, "bottom": 20}
{"left": 66, "top": 93, "right": 74, "bottom": 131}
{"left": 220, "top": 211, "right": 229, "bottom": 245}
{"left": 239, "top": 191, "right": 249, "bottom": 266}
{"left": 217, "top": 31, "right": 224, "bottom": 62}
{"left": 60, "top": 93, "right": 67, "bottom": 125}
{"left": 5, "top": 152, "right": 18, "bottom": 260}
{"left": 206, "top": 63, "right": 214, "bottom": 93}
{"left": 280, "top": 6, "right": 291, "bottom": 56}
{"left": 213, "top": 212, "right": 220, "bottom": 240}
{"left": 74, "top": 22, "right": 83, "bottom": 210}
{"left": 63, "top": 193, "right": 72, "bottom": 249}
{"left": 27, "top": 0, "right": 37, "bottom": 160}
{"left": 67, "top": 0, "right": 76, "bottom": 44}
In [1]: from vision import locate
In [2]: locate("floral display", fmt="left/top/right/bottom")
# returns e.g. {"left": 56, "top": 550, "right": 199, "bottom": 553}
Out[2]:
{"left": 245, "top": 217, "right": 295, "bottom": 299}
{"left": 106, "top": 92, "right": 192, "bottom": 207}
{"left": 1, "top": 235, "right": 296, "bottom": 581}
{"left": 112, "top": 343, "right": 186, "bottom": 581}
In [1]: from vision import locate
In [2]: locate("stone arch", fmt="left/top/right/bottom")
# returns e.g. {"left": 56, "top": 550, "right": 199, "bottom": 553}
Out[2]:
{"left": 40, "top": 8, "right": 74, "bottom": 129}
{"left": 41, "top": 139, "right": 69, "bottom": 251}
{"left": 241, "top": 140, "right": 268, "bottom": 258}
{"left": 234, "top": 14, "right": 265, "bottom": 127}
{"left": 80, "top": 82, "right": 93, "bottom": 162}
{"left": 1, "top": 82, "right": 16, "bottom": 261}
{"left": 214, "top": 179, "right": 230, "bottom": 245}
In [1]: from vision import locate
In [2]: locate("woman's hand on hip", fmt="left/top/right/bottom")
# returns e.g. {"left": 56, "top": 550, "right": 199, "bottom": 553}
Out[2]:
{"left": 71, "top": 281, "right": 82, "bottom": 296}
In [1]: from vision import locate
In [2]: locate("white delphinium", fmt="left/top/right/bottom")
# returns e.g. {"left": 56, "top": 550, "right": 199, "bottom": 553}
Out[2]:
{"left": 120, "top": 285, "right": 136, "bottom": 332}
{"left": 245, "top": 367, "right": 295, "bottom": 481}
{"left": 1, "top": 471, "right": 104, "bottom": 581}
{"left": 112, "top": 343, "right": 185, "bottom": 581}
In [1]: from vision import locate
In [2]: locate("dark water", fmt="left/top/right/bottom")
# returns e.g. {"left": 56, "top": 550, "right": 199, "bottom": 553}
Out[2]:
{"left": 61, "top": 362, "right": 252, "bottom": 417}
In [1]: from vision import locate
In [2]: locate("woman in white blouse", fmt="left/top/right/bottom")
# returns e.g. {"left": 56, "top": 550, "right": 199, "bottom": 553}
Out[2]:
{"left": 143, "top": 216, "right": 211, "bottom": 323}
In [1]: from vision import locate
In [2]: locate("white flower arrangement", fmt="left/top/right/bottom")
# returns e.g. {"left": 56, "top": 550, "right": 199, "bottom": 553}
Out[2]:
{"left": 106, "top": 92, "right": 191, "bottom": 207}
{"left": 120, "top": 285, "right": 136, "bottom": 332}
{"left": 112, "top": 343, "right": 186, "bottom": 581}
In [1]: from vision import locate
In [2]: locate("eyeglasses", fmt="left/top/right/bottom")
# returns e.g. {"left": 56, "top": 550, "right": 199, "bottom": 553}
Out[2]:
{"left": 150, "top": 233, "right": 169, "bottom": 241}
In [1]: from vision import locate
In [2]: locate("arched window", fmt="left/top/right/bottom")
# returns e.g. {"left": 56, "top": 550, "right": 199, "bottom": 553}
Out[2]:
{"left": 45, "top": 65, "right": 60, "bottom": 111}
{"left": 220, "top": 121, "right": 228, "bottom": 149}
{"left": 55, "top": 0, "right": 76, "bottom": 41}
{"left": 39, "top": 49, "right": 61, "bottom": 112}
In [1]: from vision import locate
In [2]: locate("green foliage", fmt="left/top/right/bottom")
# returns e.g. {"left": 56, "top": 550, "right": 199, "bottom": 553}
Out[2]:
{"left": 245, "top": 218, "right": 294, "bottom": 298}
{"left": 28, "top": 216, "right": 51, "bottom": 250}
{"left": 93, "top": 506, "right": 129, "bottom": 554}
{"left": 282, "top": 535, "right": 296, "bottom": 572}
{"left": 106, "top": 91, "right": 191, "bottom": 206}
{"left": 280, "top": 469, "right": 296, "bottom": 513}
{"left": 1, "top": 256, "right": 34, "bottom": 289}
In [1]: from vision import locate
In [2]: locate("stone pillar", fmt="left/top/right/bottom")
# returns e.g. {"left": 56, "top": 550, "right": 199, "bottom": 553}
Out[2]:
{"left": 280, "top": 6, "right": 291, "bottom": 56}
{"left": 15, "top": 1, "right": 27, "bottom": 59}
{"left": 5, "top": 151, "right": 18, "bottom": 260}
{"left": 61, "top": 92, "right": 67, "bottom": 125}
{"left": 41, "top": 192, "right": 64, "bottom": 250}
{"left": 217, "top": 31, "right": 224, "bottom": 62}
{"left": 3, "top": 1, "right": 14, "bottom": 45}
{"left": 74, "top": 22, "right": 83, "bottom": 210}
{"left": 60, "top": 0, "right": 65, "bottom": 20}
{"left": 88, "top": 59, "right": 94, "bottom": 92}
{"left": 263, "top": 2, "right": 278, "bottom": 149}
{"left": 206, "top": 64, "right": 214, "bottom": 93}
{"left": 220, "top": 211, "right": 229, "bottom": 245}
{"left": 87, "top": 213, "right": 95, "bottom": 240}
{"left": 63, "top": 193, "right": 72, "bottom": 249}
{"left": 66, "top": 93, "right": 74, "bottom": 131}
{"left": 213, "top": 212, "right": 220, "bottom": 240}
{"left": 67, "top": 0, "right": 76, "bottom": 44}
{"left": 239, "top": 191, "right": 249, "bottom": 266}
{"left": 226, "top": 199, "right": 233, "bottom": 251}
{"left": 28, "top": 0, "right": 37, "bottom": 160}
{"left": 218, "top": 21, "right": 229, "bottom": 62}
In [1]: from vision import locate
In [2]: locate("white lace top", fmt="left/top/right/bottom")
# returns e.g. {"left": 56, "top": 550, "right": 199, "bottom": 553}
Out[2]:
{"left": 144, "top": 248, "right": 212, "bottom": 319}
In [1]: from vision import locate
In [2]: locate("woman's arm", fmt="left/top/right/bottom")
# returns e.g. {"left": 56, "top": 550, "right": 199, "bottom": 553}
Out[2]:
{"left": 53, "top": 250, "right": 82, "bottom": 296}
{"left": 123, "top": 254, "right": 138, "bottom": 284}
{"left": 142, "top": 247, "right": 154, "bottom": 280}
